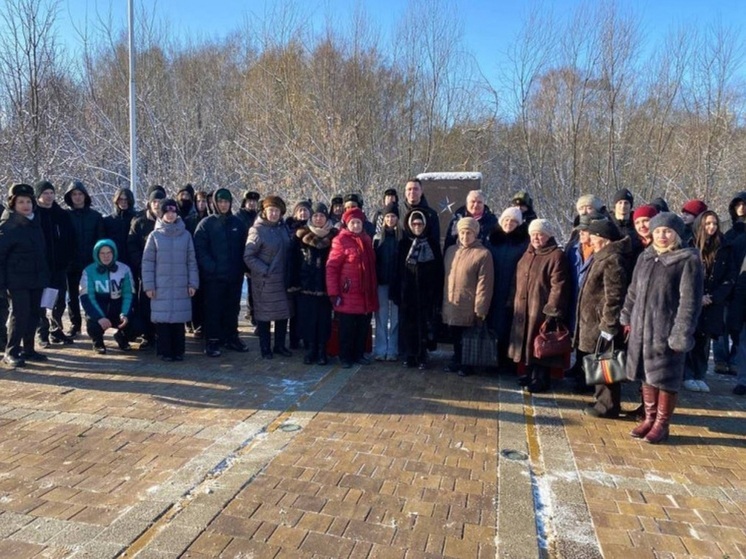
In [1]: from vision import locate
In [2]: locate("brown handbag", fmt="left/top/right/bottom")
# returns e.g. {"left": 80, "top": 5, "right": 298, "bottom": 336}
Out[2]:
{"left": 533, "top": 319, "right": 572, "bottom": 359}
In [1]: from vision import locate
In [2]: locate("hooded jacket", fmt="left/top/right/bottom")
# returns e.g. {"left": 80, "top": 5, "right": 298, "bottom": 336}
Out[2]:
{"left": 402, "top": 193, "right": 440, "bottom": 247}
{"left": 141, "top": 217, "right": 199, "bottom": 324}
{"left": 103, "top": 188, "right": 137, "bottom": 267}
{"left": 64, "top": 181, "right": 105, "bottom": 269}
{"left": 0, "top": 208, "right": 49, "bottom": 291}
{"left": 79, "top": 239, "right": 135, "bottom": 320}
{"left": 127, "top": 207, "right": 158, "bottom": 279}
{"left": 620, "top": 245, "right": 703, "bottom": 391}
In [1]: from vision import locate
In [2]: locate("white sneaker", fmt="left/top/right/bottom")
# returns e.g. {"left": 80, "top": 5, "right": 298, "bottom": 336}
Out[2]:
{"left": 683, "top": 379, "right": 701, "bottom": 392}
{"left": 696, "top": 380, "right": 710, "bottom": 392}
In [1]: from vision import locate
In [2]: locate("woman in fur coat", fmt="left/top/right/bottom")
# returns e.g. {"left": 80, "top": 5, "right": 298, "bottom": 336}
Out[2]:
{"left": 508, "top": 219, "right": 571, "bottom": 393}
{"left": 574, "top": 219, "right": 632, "bottom": 418}
{"left": 289, "top": 202, "right": 337, "bottom": 365}
{"left": 393, "top": 209, "right": 444, "bottom": 370}
{"left": 621, "top": 213, "right": 704, "bottom": 444}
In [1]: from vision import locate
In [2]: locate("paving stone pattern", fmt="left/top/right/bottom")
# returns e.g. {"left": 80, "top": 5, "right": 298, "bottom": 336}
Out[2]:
{"left": 0, "top": 327, "right": 743, "bottom": 558}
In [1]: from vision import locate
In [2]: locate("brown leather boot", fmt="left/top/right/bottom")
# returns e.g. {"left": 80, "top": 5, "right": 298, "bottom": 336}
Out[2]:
{"left": 644, "top": 390, "right": 677, "bottom": 444}
{"left": 630, "top": 383, "right": 658, "bottom": 438}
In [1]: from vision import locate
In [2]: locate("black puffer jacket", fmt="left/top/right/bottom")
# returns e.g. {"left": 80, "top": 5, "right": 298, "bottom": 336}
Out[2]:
{"left": 64, "top": 181, "right": 105, "bottom": 270}
{"left": 127, "top": 209, "right": 158, "bottom": 279}
{"left": 194, "top": 212, "right": 249, "bottom": 282}
{"left": 103, "top": 188, "right": 137, "bottom": 267}
{"left": 0, "top": 210, "right": 49, "bottom": 290}
{"left": 37, "top": 201, "right": 75, "bottom": 277}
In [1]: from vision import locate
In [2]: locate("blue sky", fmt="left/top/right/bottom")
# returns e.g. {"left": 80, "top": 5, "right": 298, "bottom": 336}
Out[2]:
{"left": 58, "top": 0, "right": 746, "bottom": 89}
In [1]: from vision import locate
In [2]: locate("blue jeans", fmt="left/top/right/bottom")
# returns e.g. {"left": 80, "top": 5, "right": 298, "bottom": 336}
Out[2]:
{"left": 736, "top": 326, "right": 746, "bottom": 386}
{"left": 713, "top": 334, "right": 736, "bottom": 366}
{"left": 374, "top": 285, "right": 399, "bottom": 358}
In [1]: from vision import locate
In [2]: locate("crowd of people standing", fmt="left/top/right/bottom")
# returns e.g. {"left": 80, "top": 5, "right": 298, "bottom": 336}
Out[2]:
{"left": 0, "top": 177, "right": 744, "bottom": 445}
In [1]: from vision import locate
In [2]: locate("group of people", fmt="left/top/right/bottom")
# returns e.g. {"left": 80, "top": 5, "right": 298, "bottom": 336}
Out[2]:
{"left": 0, "top": 176, "right": 744, "bottom": 445}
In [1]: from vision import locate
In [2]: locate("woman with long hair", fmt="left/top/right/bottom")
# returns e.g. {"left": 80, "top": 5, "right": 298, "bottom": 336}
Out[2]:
{"left": 684, "top": 210, "right": 734, "bottom": 392}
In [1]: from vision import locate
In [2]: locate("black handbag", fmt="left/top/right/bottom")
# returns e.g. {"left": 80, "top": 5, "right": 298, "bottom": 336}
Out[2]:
{"left": 583, "top": 336, "right": 627, "bottom": 385}
{"left": 461, "top": 324, "right": 499, "bottom": 367}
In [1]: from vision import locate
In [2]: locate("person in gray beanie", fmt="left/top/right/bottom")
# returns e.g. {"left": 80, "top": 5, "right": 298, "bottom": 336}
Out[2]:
{"left": 621, "top": 211, "right": 703, "bottom": 443}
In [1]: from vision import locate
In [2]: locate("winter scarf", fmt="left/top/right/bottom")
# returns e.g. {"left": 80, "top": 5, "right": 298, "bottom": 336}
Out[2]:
{"left": 405, "top": 236, "right": 435, "bottom": 266}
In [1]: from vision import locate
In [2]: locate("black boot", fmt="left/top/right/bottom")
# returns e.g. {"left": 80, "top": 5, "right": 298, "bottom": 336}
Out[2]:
{"left": 317, "top": 344, "right": 328, "bottom": 366}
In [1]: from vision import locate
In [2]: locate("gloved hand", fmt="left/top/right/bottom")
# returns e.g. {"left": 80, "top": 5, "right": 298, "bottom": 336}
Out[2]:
{"left": 474, "top": 315, "right": 485, "bottom": 327}
{"left": 330, "top": 296, "right": 342, "bottom": 307}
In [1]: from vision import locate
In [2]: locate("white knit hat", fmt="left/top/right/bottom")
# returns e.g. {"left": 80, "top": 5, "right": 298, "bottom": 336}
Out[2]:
{"left": 499, "top": 207, "right": 524, "bottom": 225}
{"left": 528, "top": 218, "right": 555, "bottom": 238}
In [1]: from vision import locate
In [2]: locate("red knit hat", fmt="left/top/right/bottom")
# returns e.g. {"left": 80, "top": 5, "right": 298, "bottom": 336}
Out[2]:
{"left": 632, "top": 205, "right": 658, "bottom": 221}
{"left": 681, "top": 199, "right": 708, "bottom": 217}
{"left": 342, "top": 207, "right": 365, "bottom": 225}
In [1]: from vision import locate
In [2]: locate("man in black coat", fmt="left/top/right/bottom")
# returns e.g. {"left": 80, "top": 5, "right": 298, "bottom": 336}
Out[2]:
{"left": 64, "top": 180, "right": 105, "bottom": 337}
{"left": 194, "top": 188, "right": 249, "bottom": 357}
{"left": 35, "top": 181, "right": 76, "bottom": 346}
{"left": 236, "top": 190, "right": 261, "bottom": 324}
{"left": 0, "top": 184, "right": 50, "bottom": 367}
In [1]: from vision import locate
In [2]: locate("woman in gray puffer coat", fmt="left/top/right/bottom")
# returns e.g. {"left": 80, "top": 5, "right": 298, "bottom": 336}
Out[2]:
{"left": 243, "top": 195, "right": 292, "bottom": 359}
{"left": 621, "top": 212, "right": 703, "bottom": 444}
{"left": 141, "top": 199, "right": 199, "bottom": 361}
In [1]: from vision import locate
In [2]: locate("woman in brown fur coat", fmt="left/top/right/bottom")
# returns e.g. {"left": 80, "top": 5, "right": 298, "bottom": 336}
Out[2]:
{"left": 508, "top": 219, "right": 571, "bottom": 393}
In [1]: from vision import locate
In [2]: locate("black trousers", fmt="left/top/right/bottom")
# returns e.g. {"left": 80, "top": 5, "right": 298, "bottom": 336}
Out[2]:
{"left": 7, "top": 288, "right": 42, "bottom": 357}
{"left": 449, "top": 325, "right": 467, "bottom": 365}
{"left": 86, "top": 299, "right": 130, "bottom": 344}
{"left": 401, "top": 307, "right": 428, "bottom": 363}
{"left": 202, "top": 278, "right": 242, "bottom": 343}
{"left": 66, "top": 267, "right": 83, "bottom": 330}
{"left": 338, "top": 313, "right": 369, "bottom": 364}
{"left": 134, "top": 277, "right": 156, "bottom": 342}
{"left": 156, "top": 323, "right": 185, "bottom": 359}
{"left": 38, "top": 270, "right": 67, "bottom": 340}
{"left": 592, "top": 382, "right": 622, "bottom": 415}
{"left": 256, "top": 319, "right": 288, "bottom": 352}
{"left": 0, "top": 294, "right": 9, "bottom": 345}
{"left": 297, "top": 294, "right": 332, "bottom": 352}
{"left": 190, "top": 287, "right": 204, "bottom": 332}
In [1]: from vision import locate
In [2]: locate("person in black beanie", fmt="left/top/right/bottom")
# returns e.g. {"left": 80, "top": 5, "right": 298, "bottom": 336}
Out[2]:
{"left": 610, "top": 188, "right": 637, "bottom": 242}
{"left": 0, "top": 184, "right": 50, "bottom": 367}
{"left": 176, "top": 184, "right": 196, "bottom": 220}
{"left": 237, "top": 189, "right": 261, "bottom": 325}
{"left": 64, "top": 180, "right": 105, "bottom": 338}
{"left": 127, "top": 189, "right": 166, "bottom": 349}
{"left": 35, "top": 181, "right": 76, "bottom": 346}
{"left": 194, "top": 188, "right": 249, "bottom": 356}
{"left": 330, "top": 195, "right": 344, "bottom": 225}
{"left": 371, "top": 188, "right": 399, "bottom": 236}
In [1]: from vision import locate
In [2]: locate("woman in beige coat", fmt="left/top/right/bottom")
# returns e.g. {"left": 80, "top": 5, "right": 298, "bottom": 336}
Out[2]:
{"left": 442, "top": 217, "right": 494, "bottom": 376}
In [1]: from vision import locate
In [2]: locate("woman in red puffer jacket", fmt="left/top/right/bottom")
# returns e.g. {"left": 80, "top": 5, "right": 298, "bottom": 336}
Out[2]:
{"left": 326, "top": 207, "right": 378, "bottom": 368}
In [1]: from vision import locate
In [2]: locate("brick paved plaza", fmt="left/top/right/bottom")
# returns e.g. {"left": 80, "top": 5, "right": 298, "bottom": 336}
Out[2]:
{"left": 0, "top": 324, "right": 743, "bottom": 558}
